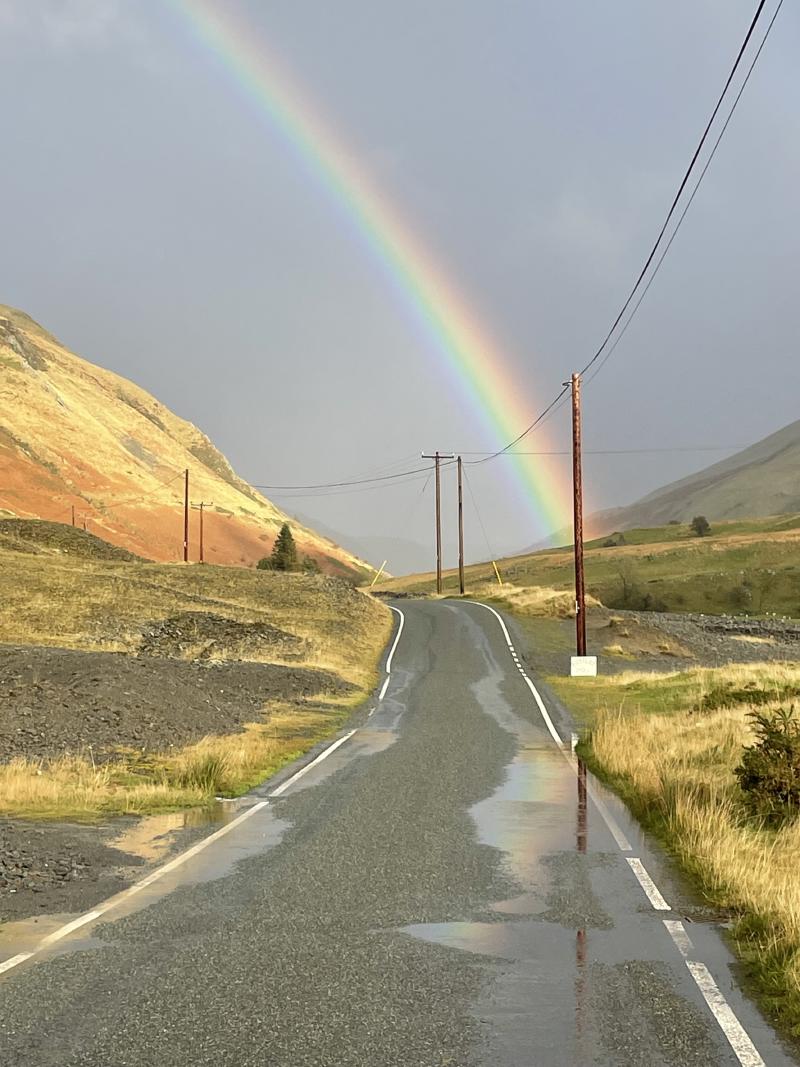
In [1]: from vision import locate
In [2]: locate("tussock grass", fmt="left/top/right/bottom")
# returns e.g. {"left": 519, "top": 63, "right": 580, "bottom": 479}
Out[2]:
{"left": 0, "top": 706, "right": 348, "bottom": 821}
{"left": 473, "top": 582, "right": 601, "bottom": 619}
{"left": 579, "top": 662, "right": 800, "bottom": 1035}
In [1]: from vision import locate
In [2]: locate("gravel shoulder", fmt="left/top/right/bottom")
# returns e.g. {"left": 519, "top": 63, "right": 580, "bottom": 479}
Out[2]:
{"left": 0, "top": 643, "right": 350, "bottom": 763}
{"left": 0, "top": 641, "right": 357, "bottom": 926}
{"left": 513, "top": 606, "right": 800, "bottom": 680}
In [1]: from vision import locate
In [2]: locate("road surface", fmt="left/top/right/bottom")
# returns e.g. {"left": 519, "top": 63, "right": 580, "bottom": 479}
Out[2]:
{"left": 0, "top": 599, "right": 796, "bottom": 1066}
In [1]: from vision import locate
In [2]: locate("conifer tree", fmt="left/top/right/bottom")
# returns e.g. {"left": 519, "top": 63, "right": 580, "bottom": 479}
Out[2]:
{"left": 270, "top": 523, "right": 298, "bottom": 571}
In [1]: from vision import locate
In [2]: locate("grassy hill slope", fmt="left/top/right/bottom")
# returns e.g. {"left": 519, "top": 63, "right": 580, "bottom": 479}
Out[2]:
{"left": 592, "top": 419, "right": 800, "bottom": 534}
{"left": 0, "top": 305, "right": 370, "bottom": 576}
{"left": 380, "top": 515, "right": 800, "bottom": 617}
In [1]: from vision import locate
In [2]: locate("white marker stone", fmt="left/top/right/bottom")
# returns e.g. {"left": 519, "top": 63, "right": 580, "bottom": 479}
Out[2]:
{"left": 570, "top": 655, "right": 598, "bottom": 677}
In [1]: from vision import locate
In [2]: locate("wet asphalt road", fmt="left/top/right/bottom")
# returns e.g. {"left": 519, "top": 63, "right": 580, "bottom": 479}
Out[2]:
{"left": 0, "top": 599, "right": 797, "bottom": 1066}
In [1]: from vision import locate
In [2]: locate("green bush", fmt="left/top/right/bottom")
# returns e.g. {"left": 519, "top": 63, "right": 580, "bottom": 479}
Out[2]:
{"left": 699, "top": 684, "right": 800, "bottom": 713}
{"left": 735, "top": 708, "right": 800, "bottom": 824}
{"left": 691, "top": 515, "right": 711, "bottom": 537}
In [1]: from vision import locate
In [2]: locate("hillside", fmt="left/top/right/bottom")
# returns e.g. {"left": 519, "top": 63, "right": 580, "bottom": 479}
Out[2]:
{"left": 378, "top": 514, "right": 800, "bottom": 618}
{"left": 591, "top": 418, "right": 800, "bottom": 535}
{"left": 0, "top": 305, "right": 370, "bottom": 575}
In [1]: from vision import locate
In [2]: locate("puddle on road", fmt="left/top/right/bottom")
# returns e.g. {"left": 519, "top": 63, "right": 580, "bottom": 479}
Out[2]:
{"left": 111, "top": 804, "right": 233, "bottom": 862}
{"left": 0, "top": 799, "right": 289, "bottom": 972}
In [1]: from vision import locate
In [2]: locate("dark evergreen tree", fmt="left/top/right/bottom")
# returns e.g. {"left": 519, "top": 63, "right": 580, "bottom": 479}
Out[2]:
{"left": 270, "top": 523, "right": 298, "bottom": 571}
{"left": 691, "top": 515, "right": 711, "bottom": 537}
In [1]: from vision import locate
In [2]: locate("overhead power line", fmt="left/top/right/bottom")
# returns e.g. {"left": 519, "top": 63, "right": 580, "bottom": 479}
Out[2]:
{"left": 584, "top": 0, "right": 784, "bottom": 386}
{"left": 580, "top": 0, "right": 770, "bottom": 380}
{"left": 476, "top": 0, "right": 780, "bottom": 462}
{"left": 251, "top": 462, "right": 440, "bottom": 491}
{"left": 459, "top": 444, "right": 747, "bottom": 457}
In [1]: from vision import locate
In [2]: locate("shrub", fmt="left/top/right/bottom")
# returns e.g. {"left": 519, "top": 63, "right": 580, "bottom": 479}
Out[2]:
{"left": 691, "top": 515, "right": 711, "bottom": 537}
{"left": 735, "top": 707, "right": 800, "bottom": 824}
{"left": 730, "top": 583, "right": 753, "bottom": 609}
{"left": 256, "top": 557, "right": 273, "bottom": 571}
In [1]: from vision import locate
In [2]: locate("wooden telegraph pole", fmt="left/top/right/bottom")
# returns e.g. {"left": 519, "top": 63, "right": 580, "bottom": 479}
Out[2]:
{"left": 457, "top": 456, "right": 465, "bottom": 595}
{"left": 570, "top": 373, "right": 587, "bottom": 656}
{"left": 421, "top": 451, "right": 454, "bottom": 594}
{"left": 183, "top": 469, "right": 190, "bottom": 563}
{"left": 192, "top": 501, "right": 212, "bottom": 564}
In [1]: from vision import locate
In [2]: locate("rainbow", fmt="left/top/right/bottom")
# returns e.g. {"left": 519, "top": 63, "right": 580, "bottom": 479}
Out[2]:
{"left": 168, "top": 0, "right": 572, "bottom": 540}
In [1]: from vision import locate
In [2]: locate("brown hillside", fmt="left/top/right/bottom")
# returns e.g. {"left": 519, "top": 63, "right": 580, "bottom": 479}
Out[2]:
{"left": 0, "top": 305, "right": 369, "bottom": 575}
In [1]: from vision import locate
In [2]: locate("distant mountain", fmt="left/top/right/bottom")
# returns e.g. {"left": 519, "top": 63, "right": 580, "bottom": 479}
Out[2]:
{"left": 590, "top": 419, "right": 800, "bottom": 535}
{"left": 0, "top": 304, "right": 371, "bottom": 576}
{"left": 289, "top": 511, "right": 430, "bottom": 576}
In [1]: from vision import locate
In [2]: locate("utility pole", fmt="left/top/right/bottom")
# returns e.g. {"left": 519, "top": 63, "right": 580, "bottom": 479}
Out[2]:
{"left": 569, "top": 372, "right": 587, "bottom": 656}
{"left": 457, "top": 456, "right": 465, "bottom": 595}
{"left": 421, "top": 451, "right": 455, "bottom": 594}
{"left": 192, "top": 501, "right": 212, "bottom": 564}
{"left": 183, "top": 469, "right": 190, "bottom": 563}
{"left": 71, "top": 505, "right": 76, "bottom": 527}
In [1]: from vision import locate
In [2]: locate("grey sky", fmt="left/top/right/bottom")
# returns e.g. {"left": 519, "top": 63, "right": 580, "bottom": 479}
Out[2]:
{"left": 1, "top": 1, "right": 797, "bottom": 571}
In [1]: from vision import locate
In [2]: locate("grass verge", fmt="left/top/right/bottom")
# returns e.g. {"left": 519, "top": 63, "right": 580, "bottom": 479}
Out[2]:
{"left": 562, "top": 662, "right": 800, "bottom": 1037}
{"left": 0, "top": 703, "right": 355, "bottom": 821}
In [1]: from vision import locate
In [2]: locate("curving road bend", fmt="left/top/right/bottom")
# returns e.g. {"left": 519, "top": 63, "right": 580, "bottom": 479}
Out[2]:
{"left": 0, "top": 599, "right": 796, "bottom": 1066}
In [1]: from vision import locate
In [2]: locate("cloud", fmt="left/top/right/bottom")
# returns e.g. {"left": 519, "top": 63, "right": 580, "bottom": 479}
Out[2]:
{"left": 0, "top": 0, "right": 135, "bottom": 50}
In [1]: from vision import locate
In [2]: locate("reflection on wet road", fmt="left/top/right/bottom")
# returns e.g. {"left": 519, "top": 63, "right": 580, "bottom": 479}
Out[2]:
{"left": 0, "top": 599, "right": 796, "bottom": 1066}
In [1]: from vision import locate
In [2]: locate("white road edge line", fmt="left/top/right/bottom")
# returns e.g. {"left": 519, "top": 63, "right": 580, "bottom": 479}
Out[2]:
{"left": 686, "top": 961, "right": 766, "bottom": 1067}
{"left": 585, "top": 786, "right": 632, "bottom": 851}
{"left": 378, "top": 606, "right": 405, "bottom": 701}
{"left": 0, "top": 799, "right": 269, "bottom": 978}
{"left": 663, "top": 918, "right": 693, "bottom": 958}
{"left": 627, "top": 857, "right": 670, "bottom": 910}
{"left": 0, "top": 607, "right": 412, "bottom": 980}
{"left": 269, "top": 730, "right": 356, "bottom": 798}
{"left": 468, "top": 601, "right": 635, "bottom": 850}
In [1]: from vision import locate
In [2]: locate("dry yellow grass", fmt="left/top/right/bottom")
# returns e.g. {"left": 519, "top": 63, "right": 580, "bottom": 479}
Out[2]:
{"left": 0, "top": 706, "right": 348, "bottom": 821}
{"left": 0, "top": 548, "right": 391, "bottom": 688}
{"left": 473, "top": 581, "right": 602, "bottom": 618}
{"left": 0, "top": 546, "right": 393, "bottom": 818}
{"left": 583, "top": 663, "right": 800, "bottom": 1033}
